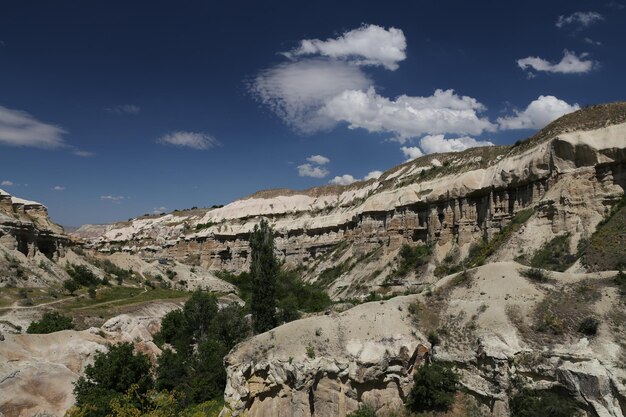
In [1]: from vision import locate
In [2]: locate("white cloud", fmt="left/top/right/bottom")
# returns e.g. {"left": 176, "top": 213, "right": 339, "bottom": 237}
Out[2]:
{"left": 584, "top": 37, "right": 602, "bottom": 46}
{"left": 284, "top": 24, "right": 407, "bottom": 70}
{"left": 556, "top": 11, "right": 604, "bottom": 28}
{"left": 322, "top": 88, "right": 495, "bottom": 143}
{"left": 53, "top": 185, "right": 65, "bottom": 191}
{"left": 329, "top": 170, "right": 383, "bottom": 185}
{"left": 363, "top": 170, "right": 383, "bottom": 180}
{"left": 1, "top": 180, "right": 15, "bottom": 186}
{"left": 100, "top": 195, "right": 125, "bottom": 203}
{"left": 497, "top": 95, "right": 580, "bottom": 130}
{"left": 0, "top": 105, "right": 66, "bottom": 148}
{"left": 306, "top": 154, "right": 330, "bottom": 165}
{"left": 249, "top": 58, "right": 372, "bottom": 134}
{"left": 152, "top": 206, "right": 167, "bottom": 214}
{"left": 105, "top": 104, "right": 141, "bottom": 115}
{"left": 297, "top": 163, "right": 330, "bottom": 178}
{"left": 329, "top": 174, "right": 357, "bottom": 185}
{"left": 157, "top": 131, "right": 220, "bottom": 150}
{"left": 401, "top": 146, "right": 424, "bottom": 161}
{"left": 517, "top": 50, "right": 596, "bottom": 74}
{"left": 419, "top": 135, "right": 494, "bottom": 154}
{"left": 73, "top": 150, "right": 95, "bottom": 157}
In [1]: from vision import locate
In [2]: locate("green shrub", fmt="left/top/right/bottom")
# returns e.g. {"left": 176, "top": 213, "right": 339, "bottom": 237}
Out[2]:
{"left": 530, "top": 234, "right": 577, "bottom": 272}
{"left": 67, "top": 264, "right": 101, "bottom": 287}
{"left": 520, "top": 268, "right": 551, "bottom": 282}
{"left": 406, "top": 362, "right": 459, "bottom": 413}
{"left": 395, "top": 244, "right": 432, "bottom": 276}
{"left": 347, "top": 404, "right": 377, "bottom": 417}
{"left": 88, "top": 285, "right": 97, "bottom": 299}
{"left": 578, "top": 316, "right": 600, "bottom": 336}
{"left": 510, "top": 389, "right": 581, "bottom": 417}
{"left": 27, "top": 311, "right": 74, "bottom": 334}
{"left": 73, "top": 342, "right": 153, "bottom": 417}
{"left": 63, "top": 279, "right": 80, "bottom": 295}
{"left": 465, "top": 208, "right": 534, "bottom": 268}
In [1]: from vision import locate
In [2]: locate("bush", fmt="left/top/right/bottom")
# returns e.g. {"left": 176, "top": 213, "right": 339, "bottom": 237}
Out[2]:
{"left": 406, "top": 362, "right": 459, "bottom": 413}
{"left": 73, "top": 342, "right": 153, "bottom": 417}
{"left": 63, "top": 279, "right": 80, "bottom": 295}
{"left": 510, "top": 389, "right": 581, "bottom": 417}
{"left": 67, "top": 264, "right": 101, "bottom": 287}
{"left": 578, "top": 316, "right": 600, "bottom": 336}
{"left": 520, "top": 268, "right": 551, "bottom": 282}
{"left": 88, "top": 286, "right": 97, "bottom": 299}
{"left": 27, "top": 311, "right": 74, "bottom": 334}
{"left": 395, "top": 244, "right": 432, "bottom": 276}
{"left": 530, "top": 234, "right": 577, "bottom": 272}
{"left": 347, "top": 404, "right": 377, "bottom": 417}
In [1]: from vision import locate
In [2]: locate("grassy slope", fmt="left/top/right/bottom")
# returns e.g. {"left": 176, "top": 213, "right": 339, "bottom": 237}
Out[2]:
{"left": 581, "top": 197, "right": 626, "bottom": 271}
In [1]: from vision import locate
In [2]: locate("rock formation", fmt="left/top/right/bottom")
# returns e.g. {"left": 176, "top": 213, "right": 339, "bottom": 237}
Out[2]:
{"left": 76, "top": 103, "right": 626, "bottom": 299}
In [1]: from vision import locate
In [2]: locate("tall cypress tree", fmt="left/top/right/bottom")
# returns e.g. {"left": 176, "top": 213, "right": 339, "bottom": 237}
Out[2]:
{"left": 250, "top": 219, "right": 278, "bottom": 333}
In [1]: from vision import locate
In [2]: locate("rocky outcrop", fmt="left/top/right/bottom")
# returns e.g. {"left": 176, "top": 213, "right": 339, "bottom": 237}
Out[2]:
{"left": 0, "top": 188, "right": 69, "bottom": 260}
{"left": 222, "top": 262, "right": 626, "bottom": 417}
{"left": 77, "top": 104, "right": 626, "bottom": 298}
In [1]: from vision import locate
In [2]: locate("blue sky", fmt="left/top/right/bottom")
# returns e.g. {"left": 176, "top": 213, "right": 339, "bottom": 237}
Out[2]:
{"left": 0, "top": 0, "right": 624, "bottom": 226}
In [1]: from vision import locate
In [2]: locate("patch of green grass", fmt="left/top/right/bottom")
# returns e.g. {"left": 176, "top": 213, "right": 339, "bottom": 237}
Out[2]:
{"left": 579, "top": 196, "right": 626, "bottom": 271}
{"left": 58, "top": 286, "right": 188, "bottom": 313}
{"left": 530, "top": 234, "right": 577, "bottom": 271}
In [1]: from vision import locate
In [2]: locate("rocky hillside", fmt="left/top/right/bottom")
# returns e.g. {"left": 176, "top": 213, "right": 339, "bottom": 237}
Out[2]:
{"left": 75, "top": 103, "right": 626, "bottom": 299}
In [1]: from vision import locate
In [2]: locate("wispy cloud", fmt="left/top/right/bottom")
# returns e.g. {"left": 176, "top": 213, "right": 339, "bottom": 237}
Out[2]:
{"left": 157, "top": 131, "right": 220, "bottom": 150}
{"left": 73, "top": 149, "right": 95, "bottom": 157}
{"left": 249, "top": 58, "right": 373, "bottom": 134}
{"left": 152, "top": 206, "right": 167, "bottom": 214}
{"left": 53, "top": 185, "right": 65, "bottom": 191}
{"left": 1, "top": 180, "right": 15, "bottom": 187}
{"left": 0, "top": 105, "right": 67, "bottom": 148}
{"left": 100, "top": 195, "right": 126, "bottom": 203}
{"left": 517, "top": 50, "right": 596, "bottom": 75}
{"left": 498, "top": 95, "right": 580, "bottom": 130}
{"left": 556, "top": 11, "right": 604, "bottom": 29}
{"left": 283, "top": 24, "right": 407, "bottom": 70}
{"left": 584, "top": 37, "right": 603, "bottom": 46}
{"left": 105, "top": 104, "right": 141, "bottom": 115}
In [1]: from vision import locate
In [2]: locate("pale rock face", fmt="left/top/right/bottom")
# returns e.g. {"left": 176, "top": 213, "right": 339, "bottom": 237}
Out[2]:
{"left": 77, "top": 120, "right": 626, "bottom": 299}
{"left": 222, "top": 263, "right": 626, "bottom": 417}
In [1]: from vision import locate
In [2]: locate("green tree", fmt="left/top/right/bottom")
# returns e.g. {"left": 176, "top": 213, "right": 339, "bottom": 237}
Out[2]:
{"left": 63, "top": 279, "right": 80, "bottom": 295}
{"left": 211, "top": 303, "right": 251, "bottom": 349}
{"left": 249, "top": 219, "right": 278, "bottom": 333}
{"left": 27, "top": 311, "right": 74, "bottom": 334}
{"left": 183, "top": 291, "right": 218, "bottom": 343}
{"left": 510, "top": 389, "right": 580, "bottom": 417}
{"left": 406, "top": 362, "right": 459, "bottom": 413}
{"left": 73, "top": 342, "right": 153, "bottom": 417}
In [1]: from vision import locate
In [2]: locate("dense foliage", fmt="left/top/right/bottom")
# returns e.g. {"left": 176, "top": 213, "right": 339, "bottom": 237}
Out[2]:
{"left": 73, "top": 343, "right": 153, "bottom": 417}
{"left": 27, "top": 311, "right": 74, "bottom": 334}
{"left": 249, "top": 219, "right": 278, "bottom": 333}
{"left": 530, "top": 234, "right": 576, "bottom": 271}
{"left": 154, "top": 291, "right": 250, "bottom": 405}
{"left": 406, "top": 362, "right": 459, "bottom": 413}
{"left": 395, "top": 244, "right": 432, "bottom": 277}
{"left": 510, "top": 389, "right": 581, "bottom": 417}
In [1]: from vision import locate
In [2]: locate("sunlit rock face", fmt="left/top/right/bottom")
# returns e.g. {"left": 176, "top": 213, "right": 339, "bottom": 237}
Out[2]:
{"left": 0, "top": 188, "right": 69, "bottom": 259}
{"left": 77, "top": 104, "right": 626, "bottom": 299}
{"left": 222, "top": 264, "right": 626, "bottom": 417}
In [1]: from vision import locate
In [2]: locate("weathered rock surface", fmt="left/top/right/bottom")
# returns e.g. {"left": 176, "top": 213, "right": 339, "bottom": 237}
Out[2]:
{"left": 222, "top": 262, "right": 626, "bottom": 417}
{"left": 76, "top": 105, "right": 626, "bottom": 299}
